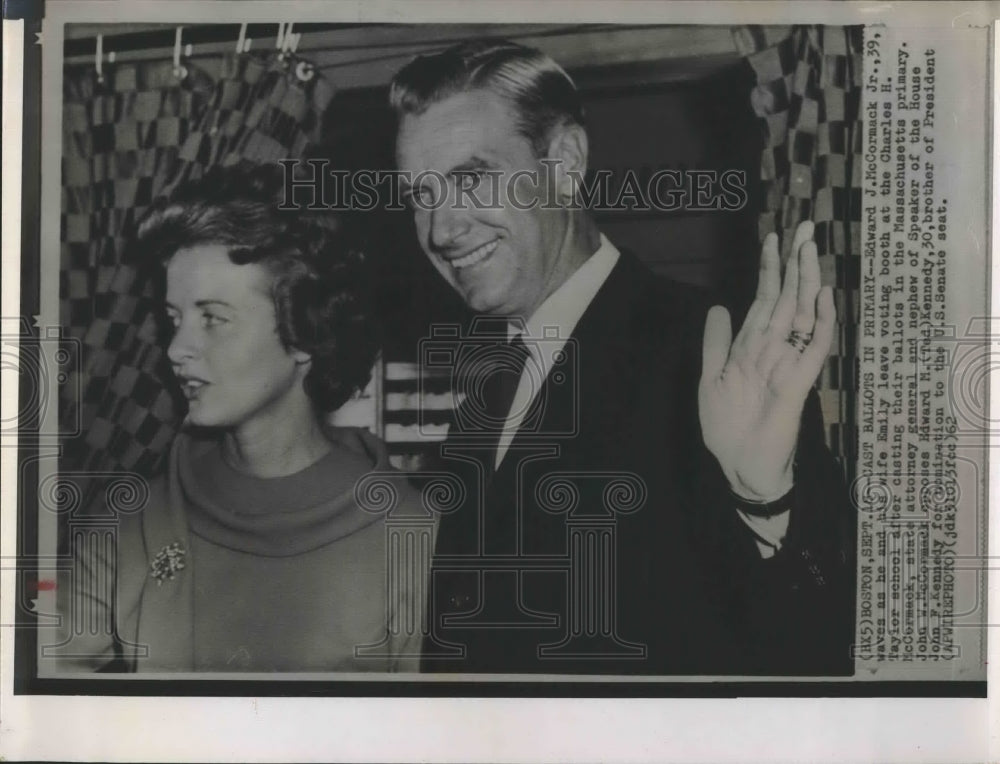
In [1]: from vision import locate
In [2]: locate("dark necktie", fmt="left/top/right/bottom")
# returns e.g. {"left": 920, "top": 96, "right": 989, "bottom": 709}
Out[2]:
{"left": 480, "top": 333, "right": 530, "bottom": 474}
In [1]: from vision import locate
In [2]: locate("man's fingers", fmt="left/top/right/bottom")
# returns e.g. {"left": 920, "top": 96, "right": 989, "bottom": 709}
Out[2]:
{"left": 774, "top": 286, "right": 836, "bottom": 393}
{"left": 798, "top": 285, "right": 836, "bottom": 375}
{"left": 737, "top": 232, "right": 782, "bottom": 345}
{"left": 736, "top": 224, "right": 818, "bottom": 371}
{"left": 702, "top": 305, "right": 732, "bottom": 382}
{"left": 791, "top": 240, "right": 822, "bottom": 333}
{"left": 769, "top": 222, "right": 816, "bottom": 337}
{"left": 768, "top": 236, "right": 800, "bottom": 337}
{"left": 789, "top": 220, "right": 815, "bottom": 261}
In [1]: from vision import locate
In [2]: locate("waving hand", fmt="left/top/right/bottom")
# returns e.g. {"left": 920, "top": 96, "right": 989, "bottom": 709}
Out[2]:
{"left": 699, "top": 221, "right": 836, "bottom": 501}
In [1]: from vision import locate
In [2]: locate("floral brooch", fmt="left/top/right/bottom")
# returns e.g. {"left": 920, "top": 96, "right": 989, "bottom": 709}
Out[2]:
{"left": 150, "top": 542, "right": 186, "bottom": 585}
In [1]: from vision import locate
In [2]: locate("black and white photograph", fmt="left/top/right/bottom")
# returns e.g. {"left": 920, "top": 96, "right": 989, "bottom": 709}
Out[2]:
{"left": 1, "top": 1, "right": 995, "bottom": 761}
{"left": 39, "top": 18, "right": 865, "bottom": 679}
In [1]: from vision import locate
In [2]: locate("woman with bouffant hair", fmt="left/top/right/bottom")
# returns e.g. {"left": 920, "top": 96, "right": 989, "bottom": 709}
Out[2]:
{"left": 57, "top": 163, "right": 426, "bottom": 673}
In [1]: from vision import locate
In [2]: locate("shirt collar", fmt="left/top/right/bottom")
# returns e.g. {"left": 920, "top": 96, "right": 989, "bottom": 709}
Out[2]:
{"left": 510, "top": 233, "right": 621, "bottom": 342}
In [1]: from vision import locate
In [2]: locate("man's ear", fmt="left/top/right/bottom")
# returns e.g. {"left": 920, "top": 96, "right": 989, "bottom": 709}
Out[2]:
{"left": 545, "top": 122, "right": 588, "bottom": 204}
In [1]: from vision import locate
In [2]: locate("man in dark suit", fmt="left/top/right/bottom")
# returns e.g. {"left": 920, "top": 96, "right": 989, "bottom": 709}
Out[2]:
{"left": 390, "top": 39, "right": 855, "bottom": 675}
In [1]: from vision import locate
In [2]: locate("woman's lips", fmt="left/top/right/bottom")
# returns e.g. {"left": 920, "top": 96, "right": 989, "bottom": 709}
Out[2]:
{"left": 176, "top": 376, "right": 209, "bottom": 400}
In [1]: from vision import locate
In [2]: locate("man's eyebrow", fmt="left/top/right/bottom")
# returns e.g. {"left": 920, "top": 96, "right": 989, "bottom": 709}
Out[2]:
{"left": 450, "top": 156, "right": 498, "bottom": 174}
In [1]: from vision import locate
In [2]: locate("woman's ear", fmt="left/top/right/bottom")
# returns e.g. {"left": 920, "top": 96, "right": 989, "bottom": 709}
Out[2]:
{"left": 291, "top": 348, "right": 312, "bottom": 366}
{"left": 546, "top": 122, "right": 589, "bottom": 205}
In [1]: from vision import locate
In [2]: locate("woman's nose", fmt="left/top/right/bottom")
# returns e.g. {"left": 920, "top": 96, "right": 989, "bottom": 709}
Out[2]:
{"left": 166, "top": 319, "right": 198, "bottom": 365}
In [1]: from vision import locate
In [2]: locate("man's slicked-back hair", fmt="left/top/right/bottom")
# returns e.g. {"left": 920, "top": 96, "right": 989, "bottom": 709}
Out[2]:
{"left": 389, "top": 38, "right": 585, "bottom": 157}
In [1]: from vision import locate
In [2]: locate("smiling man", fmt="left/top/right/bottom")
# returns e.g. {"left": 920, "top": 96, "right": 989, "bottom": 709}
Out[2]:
{"left": 391, "top": 39, "right": 855, "bottom": 676}
{"left": 396, "top": 86, "right": 595, "bottom": 319}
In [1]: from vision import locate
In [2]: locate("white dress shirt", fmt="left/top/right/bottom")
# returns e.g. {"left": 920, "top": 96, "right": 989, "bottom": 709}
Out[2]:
{"left": 495, "top": 233, "right": 620, "bottom": 469}
{"left": 494, "top": 234, "right": 789, "bottom": 556}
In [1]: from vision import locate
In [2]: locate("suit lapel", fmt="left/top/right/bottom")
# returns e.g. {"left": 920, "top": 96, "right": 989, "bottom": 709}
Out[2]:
{"left": 492, "top": 249, "right": 652, "bottom": 484}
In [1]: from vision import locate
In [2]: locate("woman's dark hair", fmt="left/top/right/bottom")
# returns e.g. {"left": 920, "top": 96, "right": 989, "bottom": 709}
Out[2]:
{"left": 135, "top": 162, "right": 379, "bottom": 414}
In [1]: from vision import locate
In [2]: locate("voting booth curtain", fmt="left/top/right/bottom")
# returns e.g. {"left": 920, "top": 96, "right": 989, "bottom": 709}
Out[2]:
{"left": 59, "top": 51, "right": 334, "bottom": 508}
{"left": 732, "top": 24, "right": 863, "bottom": 479}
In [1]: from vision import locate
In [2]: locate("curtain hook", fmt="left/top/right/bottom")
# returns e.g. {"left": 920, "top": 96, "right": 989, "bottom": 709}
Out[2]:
{"left": 173, "top": 26, "right": 188, "bottom": 81}
{"left": 283, "top": 22, "right": 295, "bottom": 53}
{"left": 236, "top": 23, "right": 247, "bottom": 55}
{"left": 289, "top": 30, "right": 301, "bottom": 54}
{"left": 275, "top": 22, "right": 286, "bottom": 51}
{"left": 294, "top": 60, "right": 315, "bottom": 82}
{"left": 95, "top": 33, "right": 103, "bottom": 83}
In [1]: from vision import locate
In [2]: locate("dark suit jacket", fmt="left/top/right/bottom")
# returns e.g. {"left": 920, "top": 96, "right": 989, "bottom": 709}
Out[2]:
{"left": 422, "top": 250, "right": 855, "bottom": 676}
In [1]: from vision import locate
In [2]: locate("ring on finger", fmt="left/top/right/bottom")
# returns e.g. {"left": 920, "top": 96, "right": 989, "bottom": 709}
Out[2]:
{"left": 786, "top": 329, "right": 813, "bottom": 353}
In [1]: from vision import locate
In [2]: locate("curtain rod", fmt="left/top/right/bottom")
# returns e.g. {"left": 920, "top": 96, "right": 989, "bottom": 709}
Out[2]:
{"left": 62, "top": 22, "right": 676, "bottom": 61}
{"left": 62, "top": 23, "right": 385, "bottom": 58}
{"left": 61, "top": 22, "right": 724, "bottom": 79}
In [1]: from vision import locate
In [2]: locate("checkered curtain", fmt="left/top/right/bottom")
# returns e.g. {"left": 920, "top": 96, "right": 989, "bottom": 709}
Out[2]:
{"left": 60, "top": 51, "right": 334, "bottom": 506}
{"left": 732, "top": 25, "right": 862, "bottom": 478}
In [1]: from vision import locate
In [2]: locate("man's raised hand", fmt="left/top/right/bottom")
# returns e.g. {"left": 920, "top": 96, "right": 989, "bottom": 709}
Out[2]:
{"left": 698, "top": 221, "right": 837, "bottom": 501}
